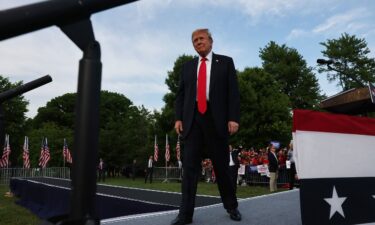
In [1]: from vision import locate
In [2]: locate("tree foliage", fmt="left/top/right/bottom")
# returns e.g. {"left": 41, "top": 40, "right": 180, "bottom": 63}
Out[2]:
{"left": 260, "top": 41, "right": 322, "bottom": 109}
{"left": 33, "top": 93, "right": 76, "bottom": 129}
{"left": 28, "top": 91, "right": 153, "bottom": 169}
{"left": 157, "top": 55, "right": 194, "bottom": 164}
{"left": 318, "top": 33, "right": 375, "bottom": 90}
{"left": 0, "top": 76, "right": 28, "bottom": 166}
{"left": 161, "top": 54, "right": 194, "bottom": 131}
{"left": 27, "top": 122, "right": 73, "bottom": 167}
{"left": 232, "top": 68, "right": 291, "bottom": 148}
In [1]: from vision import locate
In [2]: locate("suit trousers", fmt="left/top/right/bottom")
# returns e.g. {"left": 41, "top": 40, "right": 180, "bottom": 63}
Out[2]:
{"left": 98, "top": 170, "right": 105, "bottom": 182}
{"left": 288, "top": 163, "right": 296, "bottom": 190}
{"left": 269, "top": 171, "right": 278, "bottom": 192}
{"left": 145, "top": 167, "right": 153, "bottom": 183}
{"left": 179, "top": 105, "right": 238, "bottom": 218}
{"left": 229, "top": 165, "right": 239, "bottom": 193}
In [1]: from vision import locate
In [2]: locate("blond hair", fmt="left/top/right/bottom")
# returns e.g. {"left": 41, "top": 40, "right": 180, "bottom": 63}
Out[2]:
{"left": 191, "top": 28, "right": 213, "bottom": 42}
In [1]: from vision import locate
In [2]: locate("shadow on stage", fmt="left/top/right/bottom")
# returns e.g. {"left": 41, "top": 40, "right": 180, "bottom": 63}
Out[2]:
{"left": 10, "top": 177, "right": 302, "bottom": 225}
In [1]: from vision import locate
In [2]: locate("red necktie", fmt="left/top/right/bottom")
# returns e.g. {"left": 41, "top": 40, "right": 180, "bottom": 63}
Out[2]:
{"left": 197, "top": 58, "right": 207, "bottom": 114}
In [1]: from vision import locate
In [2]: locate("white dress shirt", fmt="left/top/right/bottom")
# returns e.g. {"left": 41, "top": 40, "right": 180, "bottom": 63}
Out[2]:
{"left": 197, "top": 51, "right": 212, "bottom": 101}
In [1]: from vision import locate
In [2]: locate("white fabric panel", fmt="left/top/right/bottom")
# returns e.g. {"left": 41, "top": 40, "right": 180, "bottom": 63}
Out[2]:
{"left": 295, "top": 130, "right": 375, "bottom": 179}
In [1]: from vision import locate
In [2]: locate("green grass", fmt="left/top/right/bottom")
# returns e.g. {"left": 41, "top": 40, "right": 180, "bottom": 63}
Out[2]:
{"left": 101, "top": 177, "right": 281, "bottom": 199}
{"left": 1, "top": 177, "right": 284, "bottom": 225}
{"left": 0, "top": 185, "right": 39, "bottom": 225}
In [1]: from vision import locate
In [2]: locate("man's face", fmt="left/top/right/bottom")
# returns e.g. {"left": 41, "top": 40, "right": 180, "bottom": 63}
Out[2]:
{"left": 192, "top": 31, "right": 212, "bottom": 57}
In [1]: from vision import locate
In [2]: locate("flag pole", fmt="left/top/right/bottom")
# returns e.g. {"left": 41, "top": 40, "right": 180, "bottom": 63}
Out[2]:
{"left": 23, "top": 136, "right": 26, "bottom": 177}
{"left": 163, "top": 134, "right": 169, "bottom": 183}
{"left": 164, "top": 134, "right": 168, "bottom": 182}
{"left": 6, "top": 134, "right": 11, "bottom": 189}
{"left": 6, "top": 135, "right": 9, "bottom": 181}
{"left": 63, "top": 138, "right": 66, "bottom": 178}
{"left": 6, "top": 134, "right": 9, "bottom": 170}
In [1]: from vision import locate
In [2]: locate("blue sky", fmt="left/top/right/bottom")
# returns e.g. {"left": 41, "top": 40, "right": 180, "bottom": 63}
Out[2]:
{"left": 1, "top": 0, "right": 375, "bottom": 118}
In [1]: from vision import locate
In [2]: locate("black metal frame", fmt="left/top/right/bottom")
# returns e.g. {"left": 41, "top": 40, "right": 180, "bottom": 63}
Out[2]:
{"left": 0, "top": 75, "right": 52, "bottom": 150}
{"left": 0, "top": 0, "right": 139, "bottom": 224}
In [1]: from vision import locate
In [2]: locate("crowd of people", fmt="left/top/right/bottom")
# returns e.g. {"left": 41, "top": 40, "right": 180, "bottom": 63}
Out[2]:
{"left": 98, "top": 142, "right": 297, "bottom": 190}
{"left": 236, "top": 145, "right": 288, "bottom": 168}
{"left": 200, "top": 142, "right": 297, "bottom": 192}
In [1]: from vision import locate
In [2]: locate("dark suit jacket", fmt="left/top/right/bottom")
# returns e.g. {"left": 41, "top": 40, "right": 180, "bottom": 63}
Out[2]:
{"left": 175, "top": 53, "right": 240, "bottom": 138}
{"left": 268, "top": 152, "right": 279, "bottom": 173}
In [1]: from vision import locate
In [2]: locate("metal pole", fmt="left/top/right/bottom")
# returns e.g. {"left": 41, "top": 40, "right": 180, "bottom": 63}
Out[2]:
{"left": 0, "top": 0, "right": 139, "bottom": 42}
{"left": 70, "top": 40, "right": 102, "bottom": 223}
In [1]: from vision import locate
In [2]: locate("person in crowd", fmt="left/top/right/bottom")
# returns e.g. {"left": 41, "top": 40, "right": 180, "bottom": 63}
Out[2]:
{"left": 173, "top": 28, "right": 241, "bottom": 225}
{"left": 97, "top": 158, "right": 106, "bottom": 182}
{"left": 178, "top": 160, "right": 183, "bottom": 179}
{"left": 277, "top": 148, "right": 287, "bottom": 168}
{"left": 268, "top": 145, "right": 279, "bottom": 192}
{"left": 229, "top": 145, "right": 240, "bottom": 193}
{"left": 131, "top": 159, "right": 137, "bottom": 181}
{"left": 178, "top": 159, "right": 183, "bottom": 169}
{"left": 144, "top": 155, "right": 154, "bottom": 183}
{"left": 287, "top": 141, "right": 297, "bottom": 190}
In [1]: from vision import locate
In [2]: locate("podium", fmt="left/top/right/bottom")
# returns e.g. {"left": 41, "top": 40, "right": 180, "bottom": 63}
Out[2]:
{"left": 293, "top": 109, "right": 375, "bottom": 225}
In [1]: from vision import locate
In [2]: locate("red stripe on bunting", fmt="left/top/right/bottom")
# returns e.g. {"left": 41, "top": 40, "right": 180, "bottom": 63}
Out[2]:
{"left": 293, "top": 109, "right": 375, "bottom": 136}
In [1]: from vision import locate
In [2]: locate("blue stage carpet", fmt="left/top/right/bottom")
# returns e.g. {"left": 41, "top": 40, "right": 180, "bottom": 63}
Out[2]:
{"left": 102, "top": 189, "right": 303, "bottom": 225}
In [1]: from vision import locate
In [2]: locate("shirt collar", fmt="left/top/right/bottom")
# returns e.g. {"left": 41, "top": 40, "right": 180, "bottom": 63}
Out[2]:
{"left": 199, "top": 51, "right": 213, "bottom": 62}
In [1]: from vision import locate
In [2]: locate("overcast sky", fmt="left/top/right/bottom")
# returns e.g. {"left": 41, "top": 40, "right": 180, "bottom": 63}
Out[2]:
{"left": 1, "top": 0, "right": 375, "bottom": 118}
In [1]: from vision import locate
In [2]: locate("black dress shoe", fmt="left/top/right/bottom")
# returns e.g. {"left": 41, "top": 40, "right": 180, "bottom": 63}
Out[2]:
{"left": 170, "top": 216, "right": 193, "bottom": 225}
{"left": 227, "top": 208, "right": 242, "bottom": 221}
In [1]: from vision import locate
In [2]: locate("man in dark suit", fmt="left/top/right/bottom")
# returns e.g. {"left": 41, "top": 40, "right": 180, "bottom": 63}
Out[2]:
{"left": 172, "top": 28, "right": 241, "bottom": 225}
{"left": 97, "top": 158, "right": 106, "bottom": 182}
{"left": 144, "top": 155, "right": 153, "bottom": 183}
{"left": 268, "top": 145, "right": 279, "bottom": 192}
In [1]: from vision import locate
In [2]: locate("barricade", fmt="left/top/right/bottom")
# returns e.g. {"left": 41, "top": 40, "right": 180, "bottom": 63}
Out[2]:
{"left": 244, "top": 166, "right": 296, "bottom": 186}
{"left": 0, "top": 167, "right": 70, "bottom": 185}
{"left": 153, "top": 167, "right": 182, "bottom": 181}
{"left": 152, "top": 166, "right": 297, "bottom": 186}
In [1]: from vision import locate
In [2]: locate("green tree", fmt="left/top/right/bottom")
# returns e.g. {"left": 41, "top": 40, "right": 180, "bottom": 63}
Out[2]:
{"left": 233, "top": 68, "right": 291, "bottom": 148}
{"left": 319, "top": 33, "right": 375, "bottom": 90}
{"left": 157, "top": 55, "right": 194, "bottom": 164}
{"left": 161, "top": 55, "right": 194, "bottom": 130}
{"left": 0, "top": 76, "right": 28, "bottom": 167}
{"left": 260, "top": 41, "right": 322, "bottom": 109}
{"left": 27, "top": 122, "right": 73, "bottom": 167}
{"left": 30, "top": 91, "right": 153, "bottom": 169}
{"left": 33, "top": 93, "right": 76, "bottom": 129}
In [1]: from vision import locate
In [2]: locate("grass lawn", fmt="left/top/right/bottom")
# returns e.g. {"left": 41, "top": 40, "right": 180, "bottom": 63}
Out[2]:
{"left": 1, "top": 177, "right": 284, "bottom": 225}
{"left": 0, "top": 185, "right": 39, "bottom": 225}
{"left": 101, "top": 177, "right": 279, "bottom": 199}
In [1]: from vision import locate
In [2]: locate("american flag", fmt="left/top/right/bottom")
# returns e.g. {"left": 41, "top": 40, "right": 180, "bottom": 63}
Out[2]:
{"left": 165, "top": 134, "right": 170, "bottom": 162}
{"left": 38, "top": 137, "right": 50, "bottom": 168}
{"left": 0, "top": 134, "right": 11, "bottom": 168}
{"left": 23, "top": 136, "right": 30, "bottom": 169}
{"left": 368, "top": 82, "right": 375, "bottom": 104}
{"left": 63, "top": 138, "right": 73, "bottom": 164}
{"left": 176, "top": 136, "right": 181, "bottom": 161}
{"left": 154, "top": 135, "right": 158, "bottom": 162}
{"left": 294, "top": 110, "right": 375, "bottom": 224}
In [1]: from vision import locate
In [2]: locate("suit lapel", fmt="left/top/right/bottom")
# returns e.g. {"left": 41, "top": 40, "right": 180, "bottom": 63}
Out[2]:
{"left": 192, "top": 57, "right": 198, "bottom": 86}
{"left": 209, "top": 53, "right": 219, "bottom": 98}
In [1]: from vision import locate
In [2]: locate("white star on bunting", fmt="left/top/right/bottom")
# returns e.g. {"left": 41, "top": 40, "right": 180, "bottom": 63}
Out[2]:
{"left": 324, "top": 186, "right": 347, "bottom": 219}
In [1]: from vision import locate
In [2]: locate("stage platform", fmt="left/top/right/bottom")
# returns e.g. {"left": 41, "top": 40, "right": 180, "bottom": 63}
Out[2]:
{"left": 26, "top": 177, "right": 222, "bottom": 208}
{"left": 102, "top": 189, "right": 302, "bottom": 225}
{"left": 11, "top": 177, "right": 303, "bottom": 224}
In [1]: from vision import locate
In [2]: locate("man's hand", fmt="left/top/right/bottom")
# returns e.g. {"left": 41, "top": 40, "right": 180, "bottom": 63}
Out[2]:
{"left": 228, "top": 121, "right": 239, "bottom": 135}
{"left": 175, "top": 120, "right": 183, "bottom": 135}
